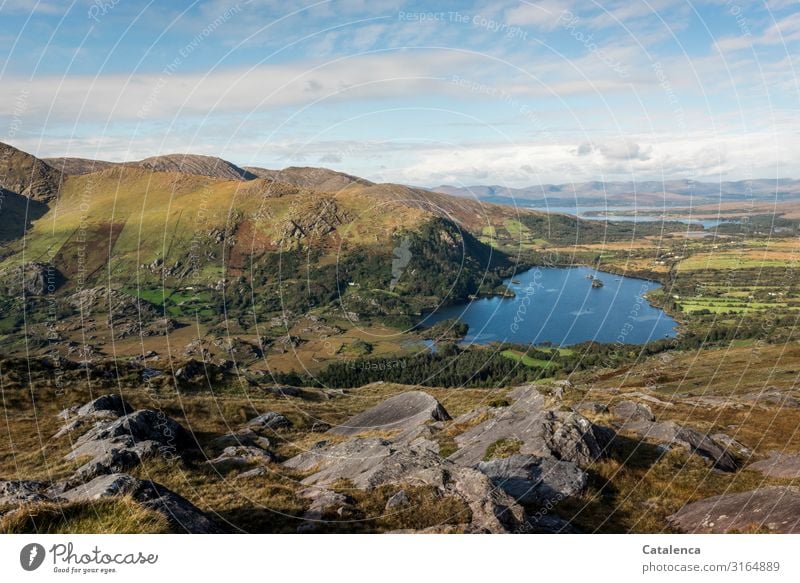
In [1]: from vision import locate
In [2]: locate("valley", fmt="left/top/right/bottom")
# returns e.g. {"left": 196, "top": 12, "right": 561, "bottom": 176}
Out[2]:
{"left": 1, "top": 141, "right": 799, "bottom": 534}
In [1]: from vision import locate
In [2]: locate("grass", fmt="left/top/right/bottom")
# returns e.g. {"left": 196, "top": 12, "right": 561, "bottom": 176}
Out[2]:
{"left": 0, "top": 498, "right": 170, "bottom": 534}
{"left": 501, "top": 349, "right": 554, "bottom": 368}
{"left": 483, "top": 438, "right": 523, "bottom": 460}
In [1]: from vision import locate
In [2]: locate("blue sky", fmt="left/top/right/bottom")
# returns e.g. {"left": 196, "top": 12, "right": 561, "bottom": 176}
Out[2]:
{"left": 0, "top": 0, "right": 798, "bottom": 186}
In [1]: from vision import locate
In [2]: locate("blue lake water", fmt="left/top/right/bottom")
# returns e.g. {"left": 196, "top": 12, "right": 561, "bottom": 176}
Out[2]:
{"left": 422, "top": 266, "right": 678, "bottom": 347}
{"left": 524, "top": 205, "right": 733, "bottom": 229}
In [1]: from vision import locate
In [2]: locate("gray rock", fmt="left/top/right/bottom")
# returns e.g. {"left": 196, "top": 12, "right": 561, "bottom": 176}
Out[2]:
{"left": 574, "top": 401, "right": 608, "bottom": 415}
{"left": 385, "top": 489, "right": 410, "bottom": 510}
{"left": 284, "top": 437, "right": 444, "bottom": 490}
{"left": 76, "top": 394, "right": 132, "bottom": 418}
{"left": 237, "top": 467, "right": 268, "bottom": 479}
{"left": 205, "top": 446, "right": 275, "bottom": 473}
{"left": 747, "top": 452, "right": 800, "bottom": 478}
{"left": 476, "top": 454, "right": 587, "bottom": 506}
{"left": 246, "top": 411, "right": 293, "bottom": 431}
{"left": 623, "top": 420, "right": 738, "bottom": 472}
{"left": 451, "top": 467, "right": 525, "bottom": 533}
{"left": 0, "top": 480, "right": 51, "bottom": 506}
{"left": 668, "top": 486, "right": 800, "bottom": 533}
{"left": 62, "top": 473, "right": 221, "bottom": 533}
{"left": 328, "top": 391, "right": 450, "bottom": 440}
{"left": 70, "top": 439, "right": 161, "bottom": 482}
{"left": 610, "top": 400, "right": 655, "bottom": 423}
{"left": 209, "top": 429, "right": 271, "bottom": 451}
{"left": 75, "top": 409, "right": 191, "bottom": 451}
{"left": 448, "top": 387, "right": 605, "bottom": 468}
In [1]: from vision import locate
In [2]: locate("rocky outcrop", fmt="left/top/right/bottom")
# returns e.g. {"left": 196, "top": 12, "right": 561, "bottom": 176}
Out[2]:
{"left": 0, "top": 262, "right": 63, "bottom": 296}
{"left": 61, "top": 473, "right": 221, "bottom": 533}
{"left": 476, "top": 455, "right": 588, "bottom": 506}
{"left": 448, "top": 386, "right": 606, "bottom": 467}
{"left": 668, "top": 487, "right": 800, "bottom": 533}
{"left": 205, "top": 446, "right": 275, "bottom": 473}
{"left": 0, "top": 480, "right": 52, "bottom": 506}
{"left": 616, "top": 418, "right": 737, "bottom": 472}
{"left": 55, "top": 398, "right": 193, "bottom": 483}
{"left": 0, "top": 141, "right": 62, "bottom": 201}
{"left": 244, "top": 165, "right": 372, "bottom": 192}
{"left": 610, "top": 399, "right": 655, "bottom": 423}
{"left": 328, "top": 391, "right": 450, "bottom": 440}
{"left": 246, "top": 411, "right": 293, "bottom": 432}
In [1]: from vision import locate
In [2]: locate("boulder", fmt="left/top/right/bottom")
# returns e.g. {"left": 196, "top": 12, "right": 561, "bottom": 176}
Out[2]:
{"left": 327, "top": 391, "right": 450, "bottom": 440}
{"left": 448, "top": 387, "right": 605, "bottom": 468}
{"left": 747, "top": 452, "right": 800, "bottom": 479}
{"left": 610, "top": 400, "right": 655, "bottom": 423}
{"left": 76, "top": 394, "right": 132, "bottom": 418}
{"left": 385, "top": 490, "right": 410, "bottom": 510}
{"left": 209, "top": 429, "right": 271, "bottom": 451}
{"left": 70, "top": 439, "right": 161, "bottom": 482}
{"left": 574, "top": 401, "right": 608, "bottom": 415}
{"left": 62, "top": 473, "right": 221, "bottom": 533}
{"left": 0, "top": 480, "right": 51, "bottom": 506}
{"left": 450, "top": 467, "right": 525, "bottom": 534}
{"left": 246, "top": 411, "right": 293, "bottom": 431}
{"left": 205, "top": 446, "right": 275, "bottom": 473}
{"left": 476, "top": 455, "right": 588, "bottom": 506}
{"left": 668, "top": 487, "right": 800, "bottom": 533}
{"left": 621, "top": 420, "right": 737, "bottom": 472}
{"left": 74, "top": 409, "right": 192, "bottom": 451}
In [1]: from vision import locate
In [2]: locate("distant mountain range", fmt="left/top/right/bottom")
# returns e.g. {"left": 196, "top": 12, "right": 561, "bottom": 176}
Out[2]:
{"left": 434, "top": 179, "right": 800, "bottom": 208}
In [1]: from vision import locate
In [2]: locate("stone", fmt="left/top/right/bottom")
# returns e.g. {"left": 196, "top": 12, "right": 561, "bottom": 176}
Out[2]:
{"left": 668, "top": 487, "right": 800, "bottom": 533}
{"left": 284, "top": 437, "right": 445, "bottom": 490}
{"left": 610, "top": 400, "right": 655, "bottom": 423}
{"left": 448, "top": 386, "right": 605, "bottom": 468}
{"left": 209, "top": 429, "right": 271, "bottom": 451}
{"left": 747, "top": 452, "right": 800, "bottom": 478}
{"left": 476, "top": 455, "right": 588, "bottom": 506}
{"left": 574, "top": 401, "right": 608, "bottom": 415}
{"left": 246, "top": 411, "right": 293, "bottom": 431}
{"left": 70, "top": 439, "right": 162, "bottom": 482}
{"left": 62, "top": 473, "right": 221, "bottom": 533}
{"left": 74, "top": 409, "right": 192, "bottom": 451}
{"left": 622, "top": 420, "right": 738, "bottom": 472}
{"left": 0, "top": 480, "right": 51, "bottom": 506}
{"left": 385, "top": 490, "right": 410, "bottom": 510}
{"left": 76, "top": 394, "right": 132, "bottom": 418}
{"left": 327, "top": 391, "right": 451, "bottom": 440}
{"left": 451, "top": 467, "right": 525, "bottom": 534}
{"left": 205, "top": 446, "right": 275, "bottom": 473}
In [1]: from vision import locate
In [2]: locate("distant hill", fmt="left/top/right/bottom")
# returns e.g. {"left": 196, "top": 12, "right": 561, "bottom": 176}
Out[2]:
{"left": 244, "top": 165, "right": 373, "bottom": 192}
{"left": 134, "top": 154, "right": 257, "bottom": 181}
{"left": 43, "top": 157, "right": 119, "bottom": 176}
{"left": 434, "top": 179, "right": 800, "bottom": 207}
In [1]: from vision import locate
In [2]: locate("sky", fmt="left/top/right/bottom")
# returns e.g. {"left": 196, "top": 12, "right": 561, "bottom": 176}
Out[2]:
{"left": 0, "top": 0, "right": 798, "bottom": 187}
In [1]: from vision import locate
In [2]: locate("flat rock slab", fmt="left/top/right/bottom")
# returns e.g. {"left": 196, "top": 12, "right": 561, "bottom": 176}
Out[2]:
{"left": 668, "top": 486, "right": 800, "bottom": 533}
{"left": 448, "top": 386, "right": 604, "bottom": 468}
{"left": 747, "top": 452, "right": 800, "bottom": 478}
{"left": 476, "top": 454, "right": 587, "bottom": 506}
{"left": 284, "top": 437, "right": 446, "bottom": 490}
{"left": 328, "top": 391, "right": 450, "bottom": 439}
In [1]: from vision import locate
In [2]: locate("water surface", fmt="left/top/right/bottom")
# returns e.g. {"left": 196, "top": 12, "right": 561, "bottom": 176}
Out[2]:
{"left": 423, "top": 266, "right": 678, "bottom": 346}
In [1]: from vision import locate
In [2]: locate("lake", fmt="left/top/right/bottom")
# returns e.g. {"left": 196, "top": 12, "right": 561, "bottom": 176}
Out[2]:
{"left": 524, "top": 204, "right": 734, "bottom": 229}
{"left": 422, "top": 266, "right": 678, "bottom": 346}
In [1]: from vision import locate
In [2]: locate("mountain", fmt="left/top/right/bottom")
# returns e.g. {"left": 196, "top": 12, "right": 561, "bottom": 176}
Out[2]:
{"left": 134, "top": 153, "right": 257, "bottom": 180}
{"left": 0, "top": 142, "right": 62, "bottom": 201}
{"left": 43, "top": 157, "right": 119, "bottom": 176}
{"left": 244, "top": 165, "right": 373, "bottom": 192}
{"left": 435, "top": 179, "right": 800, "bottom": 207}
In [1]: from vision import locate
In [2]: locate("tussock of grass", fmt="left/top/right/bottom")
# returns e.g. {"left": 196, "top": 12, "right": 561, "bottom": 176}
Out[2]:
{"left": 0, "top": 498, "right": 170, "bottom": 534}
{"left": 483, "top": 438, "right": 523, "bottom": 461}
